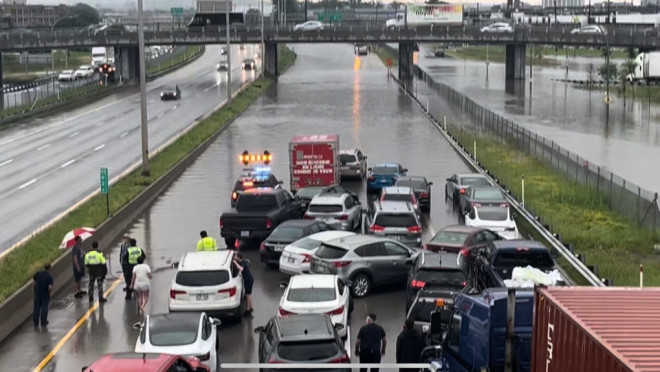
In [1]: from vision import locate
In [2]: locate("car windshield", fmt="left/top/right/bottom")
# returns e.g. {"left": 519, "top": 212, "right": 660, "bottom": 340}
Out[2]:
{"left": 460, "top": 177, "right": 489, "bottom": 187}
{"left": 396, "top": 180, "right": 426, "bottom": 189}
{"left": 296, "top": 187, "right": 325, "bottom": 199}
{"left": 175, "top": 270, "right": 229, "bottom": 286}
{"left": 374, "top": 214, "right": 417, "bottom": 227}
{"left": 309, "top": 204, "right": 343, "bottom": 213}
{"left": 372, "top": 166, "right": 398, "bottom": 175}
{"left": 315, "top": 244, "right": 348, "bottom": 259}
{"left": 270, "top": 227, "right": 305, "bottom": 241}
{"left": 477, "top": 207, "right": 509, "bottom": 221}
{"left": 415, "top": 269, "right": 466, "bottom": 288}
{"left": 277, "top": 341, "right": 340, "bottom": 361}
{"left": 340, "top": 154, "right": 357, "bottom": 163}
{"left": 291, "top": 237, "right": 322, "bottom": 250}
{"left": 148, "top": 318, "right": 198, "bottom": 346}
{"left": 493, "top": 250, "right": 554, "bottom": 268}
{"left": 382, "top": 194, "right": 413, "bottom": 203}
{"left": 235, "top": 194, "right": 278, "bottom": 212}
{"left": 430, "top": 231, "right": 469, "bottom": 245}
{"left": 473, "top": 189, "right": 504, "bottom": 200}
{"left": 287, "top": 287, "right": 336, "bottom": 302}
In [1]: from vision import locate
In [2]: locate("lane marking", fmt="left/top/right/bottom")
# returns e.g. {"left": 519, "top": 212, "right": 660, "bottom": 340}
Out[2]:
{"left": 37, "top": 144, "right": 50, "bottom": 151}
{"left": 94, "top": 144, "right": 105, "bottom": 151}
{"left": 120, "top": 131, "right": 129, "bottom": 138}
{"left": 69, "top": 131, "right": 80, "bottom": 138}
{"left": 18, "top": 178, "right": 37, "bottom": 189}
{"left": 32, "top": 279, "right": 122, "bottom": 372}
{"left": 0, "top": 159, "right": 13, "bottom": 167}
{"left": 61, "top": 159, "right": 76, "bottom": 168}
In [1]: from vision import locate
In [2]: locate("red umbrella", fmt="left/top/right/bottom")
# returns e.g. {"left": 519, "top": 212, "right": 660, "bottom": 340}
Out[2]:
{"left": 59, "top": 227, "right": 96, "bottom": 249}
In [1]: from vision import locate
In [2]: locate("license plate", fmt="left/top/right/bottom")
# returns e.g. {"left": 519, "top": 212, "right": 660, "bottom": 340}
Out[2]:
{"left": 274, "top": 245, "right": 284, "bottom": 252}
{"left": 392, "top": 235, "right": 402, "bottom": 240}
{"left": 315, "top": 264, "right": 327, "bottom": 272}
{"left": 196, "top": 294, "right": 208, "bottom": 301}
{"left": 288, "top": 257, "right": 295, "bottom": 263}
{"left": 241, "top": 231, "right": 249, "bottom": 237}
{"left": 380, "top": 179, "right": 388, "bottom": 183}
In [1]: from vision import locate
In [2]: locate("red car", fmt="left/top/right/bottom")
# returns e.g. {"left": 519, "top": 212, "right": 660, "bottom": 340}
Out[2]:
{"left": 82, "top": 353, "right": 211, "bottom": 372}
{"left": 424, "top": 225, "right": 502, "bottom": 254}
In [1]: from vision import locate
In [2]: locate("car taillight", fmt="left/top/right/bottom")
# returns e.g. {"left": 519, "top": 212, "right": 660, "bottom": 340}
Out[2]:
{"left": 328, "top": 354, "right": 351, "bottom": 363}
{"left": 197, "top": 352, "right": 210, "bottom": 361}
{"left": 459, "top": 248, "right": 470, "bottom": 257}
{"left": 327, "top": 306, "right": 345, "bottom": 315}
{"left": 500, "top": 203, "right": 509, "bottom": 207}
{"left": 461, "top": 281, "right": 467, "bottom": 286}
{"left": 219, "top": 219, "right": 224, "bottom": 229}
{"left": 232, "top": 192, "right": 238, "bottom": 200}
{"left": 459, "top": 188, "right": 466, "bottom": 194}
{"left": 423, "top": 244, "right": 428, "bottom": 250}
{"left": 260, "top": 242, "right": 266, "bottom": 251}
{"left": 337, "top": 214, "right": 348, "bottom": 220}
{"left": 411, "top": 195, "right": 418, "bottom": 205}
{"left": 368, "top": 176, "right": 374, "bottom": 181}
{"left": 369, "top": 225, "right": 385, "bottom": 232}
{"left": 420, "top": 192, "right": 429, "bottom": 198}
{"left": 332, "top": 261, "right": 352, "bottom": 268}
{"left": 278, "top": 307, "right": 296, "bottom": 316}
{"left": 303, "top": 214, "right": 315, "bottom": 219}
{"left": 407, "top": 225, "right": 422, "bottom": 233}
{"left": 301, "top": 253, "right": 313, "bottom": 263}
{"left": 219, "top": 286, "right": 237, "bottom": 297}
{"left": 266, "top": 218, "right": 272, "bottom": 229}
{"left": 169, "top": 289, "right": 186, "bottom": 299}
{"left": 411, "top": 279, "right": 426, "bottom": 288}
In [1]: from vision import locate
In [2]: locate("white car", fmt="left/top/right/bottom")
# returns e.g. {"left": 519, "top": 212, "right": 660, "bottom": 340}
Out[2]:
{"left": 571, "top": 25, "right": 602, "bottom": 34}
{"left": 278, "top": 274, "right": 352, "bottom": 338}
{"left": 480, "top": 23, "right": 514, "bottom": 33}
{"left": 134, "top": 312, "right": 220, "bottom": 372}
{"left": 168, "top": 251, "right": 245, "bottom": 321}
{"left": 220, "top": 47, "right": 227, "bottom": 55}
{"left": 293, "top": 21, "right": 324, "bottom": 32}
{"left": 464, "top": 206, "right": 520, "bottom": 240}
{"left": 279, "top": 231, "right": 356, "bottom": 275}
{"left": 304, "top": 193, "right": 362, "bottom": 231}
{"left": 74, "top": 65, "right": 94, "bottom": 78}
{"left": 216, "top": 60, "right": 228, "bottom": 71}
{"left": 58, "top": 70, "right": 75, "bottom": 81}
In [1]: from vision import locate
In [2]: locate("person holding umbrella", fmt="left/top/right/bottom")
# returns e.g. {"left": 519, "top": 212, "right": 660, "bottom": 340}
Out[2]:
{"left": 71, "top": 236, "right": 86, "bottom": 298}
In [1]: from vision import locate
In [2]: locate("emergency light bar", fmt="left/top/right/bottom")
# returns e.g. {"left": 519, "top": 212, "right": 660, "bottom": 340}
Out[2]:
{"left": 239, "top": 150, "right": 272, "bottom": 165}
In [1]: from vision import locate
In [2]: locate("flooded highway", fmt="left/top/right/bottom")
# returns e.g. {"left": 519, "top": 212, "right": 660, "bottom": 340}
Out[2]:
{"left": 417, "top": 46, "right": 660, "bottom": 193}
{"left": 0, "top": 43, "right": 473, "bottom": 371}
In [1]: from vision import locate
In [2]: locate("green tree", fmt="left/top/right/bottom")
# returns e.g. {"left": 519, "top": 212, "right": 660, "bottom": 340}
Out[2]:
{"left": 597, "top": 62, "right": 618, "bottom": 82}
{"left": 619, "top": 47, "right": 638, "bottom": 104}
{"left": 54, "top": 3, "right": 100, "bottom": 28}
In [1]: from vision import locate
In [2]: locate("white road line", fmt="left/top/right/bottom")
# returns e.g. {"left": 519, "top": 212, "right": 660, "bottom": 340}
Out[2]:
{"left": 120, "top": 131, "right": 129, "bottom": 138}
{"left": 0, "top": 159, "right": 13, "bottom": 167}
{"left": 94, "top": 144, "right": 105, "bottom": 151}
{"left": 69, "top": 131, "right": 80, "bottom": 138}
{"left": 61, "top": 159, "right": 76, "bottom": 168}
{"left": 37, "top": 144, "right": 50, "bottom": 151}
{"left": 18, "top": 178, "right": 37, "bottom": 189}
{"left": 204, "top": 85, "right": 215, "bottom": 92}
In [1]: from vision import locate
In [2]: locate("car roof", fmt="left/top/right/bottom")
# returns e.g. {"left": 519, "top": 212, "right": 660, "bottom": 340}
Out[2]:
{"left": 278, "top": 219, "right": 320, "bottom": 228}
{"left": 397, "top": 176, "right": 427, "bottom": 182}
{"left": 325, "top": 234, "right": 385, "bottom": 249}
{"left": 418, "top": 251, "right": 461, "bottom": 270}
{"left": 289, "top": 274, "right": 337, "bottom": 289}
{"left": 339, "top": 149, "right": 358, "bottom": 155}
{"left": 276, "top": 314, "right": 335, "bottom": 341}
{"left": 382, "top": 186, "right": 413, "bottom": 194}
{"left": 310, "top": 193, "right": 348, "bottom": 204}
{"left": 373, "top": 163, "right": 399, "bottom": 168}
{"left": 470, "top": 186, "right": 505, "bottom": 196}
{"left": 492, "top": 240, "right": 547, "bottom": 250}
{"left": 456, "top": 173, "right": 487, "bottom": 179}
{"left": 179, "top": 251, "right": 233, "bottom": 271}
{"left": 376, "top": 200, "right": 415, "bottom": 213}
{"left": 85, "top": 353, "right": 179, "bottom": 372}
{"left": 306, "top": 231, "right": 356, "bottom": 241}
{"left": 439, "top": 224, "right": 484, "bottom": 234}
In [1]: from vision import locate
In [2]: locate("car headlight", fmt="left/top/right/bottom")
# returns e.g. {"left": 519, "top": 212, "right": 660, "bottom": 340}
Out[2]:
{"left": 160, "top": 93, "right": 164, "bottom": 97}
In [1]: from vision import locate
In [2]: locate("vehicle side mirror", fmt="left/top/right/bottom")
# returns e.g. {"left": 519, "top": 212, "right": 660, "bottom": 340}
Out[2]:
{"left": 278, "top": 281, "right": 289, "bottom": 288}
{"left": 446, "top": 178, "right": 452, "bottom": 182}
{"left": 428, "top": 182, "right": 434, "bottom": 186}
{"left": 132, "top": 322, "right": 143, "bottom": 330}
{"left": 171, "top": 262, "right": 179, "bottom": 268}
{"left": 363, "top": 156, "right": 368, "bottom": 159}
{"left": 279, "top": 180, "right": 284, "bottom": 184}
{"left": 254, "top": 326, "right": 265, "bottom": 333}
{"left": 211, "top": 317, "right": 222, "bottom": 326}
{"left": 403, "top": 168, "right": 408, "bottom": 172}
{"left": 368, "top": 167, "right": 372, "bottom": 171}
{"left": 334, "top": 323, "right": 345, "bottom": 332}
{"left": 362, "top": 208, "right": 368, "bottom": 214}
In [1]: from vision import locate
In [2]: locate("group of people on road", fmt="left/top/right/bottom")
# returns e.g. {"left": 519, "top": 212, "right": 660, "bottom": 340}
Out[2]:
{"left": 119, "top": 235, "right": 150, "bottom": 312}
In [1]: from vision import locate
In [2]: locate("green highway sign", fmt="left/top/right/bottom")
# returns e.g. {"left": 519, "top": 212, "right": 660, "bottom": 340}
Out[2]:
{"left": 171, "top": 7, "right": 184, "bottom": 15}
{"left": 318, "top": 13, "right": 342, "bottom": 22}
{"left": 100, "top": 167, "right": 109, "bottom": 194}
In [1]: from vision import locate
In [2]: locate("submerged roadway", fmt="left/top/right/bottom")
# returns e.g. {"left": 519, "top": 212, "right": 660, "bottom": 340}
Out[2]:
{"left": 0, "top": 43, "right": 473, "bottom": 371}
{"left": 0, "top": 45, "right": 258, "bottom": 254}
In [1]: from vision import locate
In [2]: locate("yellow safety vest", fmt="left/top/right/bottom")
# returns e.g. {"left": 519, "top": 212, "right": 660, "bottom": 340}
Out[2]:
{"left": 197, "top": 237, "right": 218, "bottom": 251}
{"left": 84, "top": 251, "right": 106, "bottom": 265}
{"left": 127, "top": 246, "right": 143, "bottom": 264}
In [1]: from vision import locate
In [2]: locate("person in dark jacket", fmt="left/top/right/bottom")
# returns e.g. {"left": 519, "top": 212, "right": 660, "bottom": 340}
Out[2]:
{"left": 232, "top": 252, "right": 253, "bottom": 315}
{"left": 33, "top": 263, "right": 53, "bottom": 327}
{"left": 119, "top": 234, "right": 131, "bottom": 293}
{"left": 396, "top": 319, "right": 425, "bottom": 372}
{"left": 71, "top": 236, "right": 86, "bottom": 298}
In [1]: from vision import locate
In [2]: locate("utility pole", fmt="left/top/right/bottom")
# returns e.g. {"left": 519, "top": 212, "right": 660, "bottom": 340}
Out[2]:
{"left": 226, "top": 1, "right": 232, "bottom": 104}
{"left": 553, "top": 0, "right": 557, "bottom": 27}
{"left": 137, "top": 0, "right": 150, "bottom": 176}
{"left": 261, "top": 0, "right": 265, "bottom": 74}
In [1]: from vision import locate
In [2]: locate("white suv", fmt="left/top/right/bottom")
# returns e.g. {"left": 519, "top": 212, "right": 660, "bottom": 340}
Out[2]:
{"left": 169, "top": 251, "right": 245, "bottom": 321}
{"left": 304, "top": 193, "right": 361, "bottom": 231}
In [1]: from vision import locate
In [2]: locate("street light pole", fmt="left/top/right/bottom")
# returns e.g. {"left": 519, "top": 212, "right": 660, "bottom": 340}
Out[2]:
{"left": 226, "top": 6, "right": 232, "bottom": 104}
{"left": 261, "top": 0, "right": 265, "bottom": 74}
{"left": 137, "top": 0, "right": 150, "bottom": 176}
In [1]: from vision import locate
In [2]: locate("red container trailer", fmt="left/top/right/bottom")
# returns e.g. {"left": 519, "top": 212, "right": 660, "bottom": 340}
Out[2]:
{"left": 531, "top": 286, "right": 660, "bottom": 372}
{"left": 289, "top": 134, "right": 340, "bottom": 192}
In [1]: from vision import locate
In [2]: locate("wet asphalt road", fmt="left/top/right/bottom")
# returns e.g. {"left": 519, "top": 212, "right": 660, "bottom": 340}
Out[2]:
{"left": 0, "top": 43, "right": 473, "bottom": 371}
{"left": 0, "top": 44, "right": 259, "bottom": 253}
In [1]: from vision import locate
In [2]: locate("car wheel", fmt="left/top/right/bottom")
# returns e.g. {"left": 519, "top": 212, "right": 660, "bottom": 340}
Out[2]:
{"left": 224, "top": 237, "right": 236, "bottom": 249}
{"left": 350, "top": 273, "right": 371, "bottom": 298}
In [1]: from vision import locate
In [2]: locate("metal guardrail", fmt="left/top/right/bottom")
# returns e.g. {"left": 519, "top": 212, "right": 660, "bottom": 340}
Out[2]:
{"left": 3, "top": 74, "right": 57, "bottom": 93}
{"left": 390, "top": 73, "right": 605, "bottom": 287}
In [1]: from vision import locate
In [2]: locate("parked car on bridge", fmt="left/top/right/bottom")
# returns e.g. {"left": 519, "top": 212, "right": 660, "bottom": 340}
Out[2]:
{"left": 480, "top": 22, "right": 513, "bottom": 33}
{"left": 293, "top": 21, "right": 324, "bottom": 32}
{"left": 58, "top": 70, "right": 75, "bottom": 81}
{"left": 571, "top": 25, "right": 603, "bottom": 34}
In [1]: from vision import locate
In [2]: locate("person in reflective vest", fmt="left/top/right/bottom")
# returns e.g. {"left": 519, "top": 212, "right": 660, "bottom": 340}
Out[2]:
{"left": 197, "top": 230, "right": 218, "bottom": 251}
{"left": 84, "top": 241, "right": 107, "bottom": 303}
{"left": 126, "top": 238, "right": 146, "bottom": 300}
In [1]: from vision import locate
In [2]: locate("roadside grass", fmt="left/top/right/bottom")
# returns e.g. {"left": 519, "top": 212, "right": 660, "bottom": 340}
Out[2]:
{"left": 2, "top": 51, "right": 90, "bottom": 81}
{"left": 0, "top": 83, "right": 109, "bottom": 119}
{"left": 371, "top": 44, "right": 399, "bottom": 66}
{"left": 537, "top": 46, "right": 627, "bottom": 59}
{"left": 445, "top": 45, "right": 560, "bottom": 67}
{"left": 278, "top": 46, "right": 297, "bottom": 74}
{"left": 450, "top": 126, "right": 659, "bottom": 286}
{"left": 0, "top": 46, "right": 296, "bottom": 302}
{"left": 146, "top": 45, "right": 204, "bottom": 75}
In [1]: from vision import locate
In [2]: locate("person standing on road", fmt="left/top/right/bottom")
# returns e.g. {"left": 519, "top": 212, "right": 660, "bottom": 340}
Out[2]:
{"left": 232, "top": 252, "right": 253, "bottom": 316}
{"left": 119, "top": 234, "right": 132, "bottom": 293}
{"left": 33, "top": 263, "right": 53, "bottom": 327}
{"left": 126, "top": 238, "right": 146, "bottom": 300}
{"left": 84, "top": 241, "right": 108, "bottom": 303}
{"left": 356, "top": 313, "right": 387, "bottom": 372}
{"left": 130, "top": 255, "right": 152, "bottom": 313}
{"left": 71, "top": 236, "right": 86, "bottom": 298}
{"left": 396, "top": 318, "right": 425, "bottom": 372}
{"left": 197, "top": 230, "right": 218, "bottom": 251}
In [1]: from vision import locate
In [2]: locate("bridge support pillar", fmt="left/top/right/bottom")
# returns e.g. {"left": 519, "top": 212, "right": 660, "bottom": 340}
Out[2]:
{"left": 505, "top": 44, "right": 526, "bottom": 81}
{"left": 117, "top": 46, "right": 140, "bottom": 83}
{"left": 264, "top": 43, "right": 279, "bottom": 80}
{"left": 398, "top": 42, "right": 415, "bottom": 82}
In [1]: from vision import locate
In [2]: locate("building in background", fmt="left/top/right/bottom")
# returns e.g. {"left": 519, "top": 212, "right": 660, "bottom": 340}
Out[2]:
{"left": 0, "top": 3, "right": 67, "bottom": 28}
{"left": 542, "top": 0, "right": 585, "bottom": 8}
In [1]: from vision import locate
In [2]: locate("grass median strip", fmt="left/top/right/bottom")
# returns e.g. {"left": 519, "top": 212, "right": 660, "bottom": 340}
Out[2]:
{"left": 147, "top": 45, "right": 204, "bottom": 75}
{"left": 0, "top": 47, "right": 296, "bottom": 302}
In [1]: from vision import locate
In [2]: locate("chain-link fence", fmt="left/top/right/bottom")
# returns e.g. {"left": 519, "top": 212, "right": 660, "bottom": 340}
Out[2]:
{"left": 412, "top": 64, "right": 660, "bottom": 233}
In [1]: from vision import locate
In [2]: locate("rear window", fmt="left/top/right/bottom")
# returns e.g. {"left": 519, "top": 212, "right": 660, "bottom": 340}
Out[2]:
{"left": 430, "top": 231, "right": 469, "bottom": 245}
{"left": 460, "top": 177, "right": 490, "bottom": 187}
{"left": 382, "top": 194, "right": 413, "bottom": 203}
{"left": 270, "top": 227, "right": 305, "bottom": 241}
{"left": 415, "top": 269, "right": 466, "bottom": 288}
{"left": 277, "top": 341, "right": 340, "bottom": 361}
{"left": 372, "top": 166, "right": 398, "bottom": 175}
{"left": 477, "top": 208, "right": 508, "bottom": 221}
{"left": 473, "top": 189, "right": 504, "bottom": 200}
{"left": 493, "top": 250, "right": 554, "bottom": 268}
{"left": 175, "top": 270, "right": 229, "bottom": 286}
{"left": 148, "top": 322, "right": 198, "bottom": 346}
{"left": 287, "top": 288, "right": 336, "bottom": 302}
{"left": 340, "top": 154, "right": 357, "bottom": 163}
{"left": 375, "top": 214, "right": 417, "bottom": 227}
{"left": 315, "top": 244, "right": 348, "bottom": 259}
{"left": 396, "top": 180, "right": 425, "bottom": 189}
{"left": 235, "top": 194, "right": 278, "bottom": 212}
{"left": 309, "top": 204, "right": 343, "bottom": 213}
{"left": 291, "top": 237, "right": 322, "bottom": 250}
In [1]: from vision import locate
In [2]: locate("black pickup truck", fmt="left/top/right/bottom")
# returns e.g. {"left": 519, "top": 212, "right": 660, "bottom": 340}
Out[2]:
{"left": 461, "top": 240, "right": 561, "bottom": 292}
{"left": 220, "top": 188, "right": 305, "bottom": 248}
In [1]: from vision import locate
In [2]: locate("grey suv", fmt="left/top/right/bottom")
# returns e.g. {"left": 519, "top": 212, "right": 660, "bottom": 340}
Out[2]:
{"left": 364, "top": 200, "right": 422, "bottom": 248}
{"left": 310, "top": 234, "right": 420, "bottom": 298}
{"left": 339, "top": 149, "right": 368, "bottom": 180}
